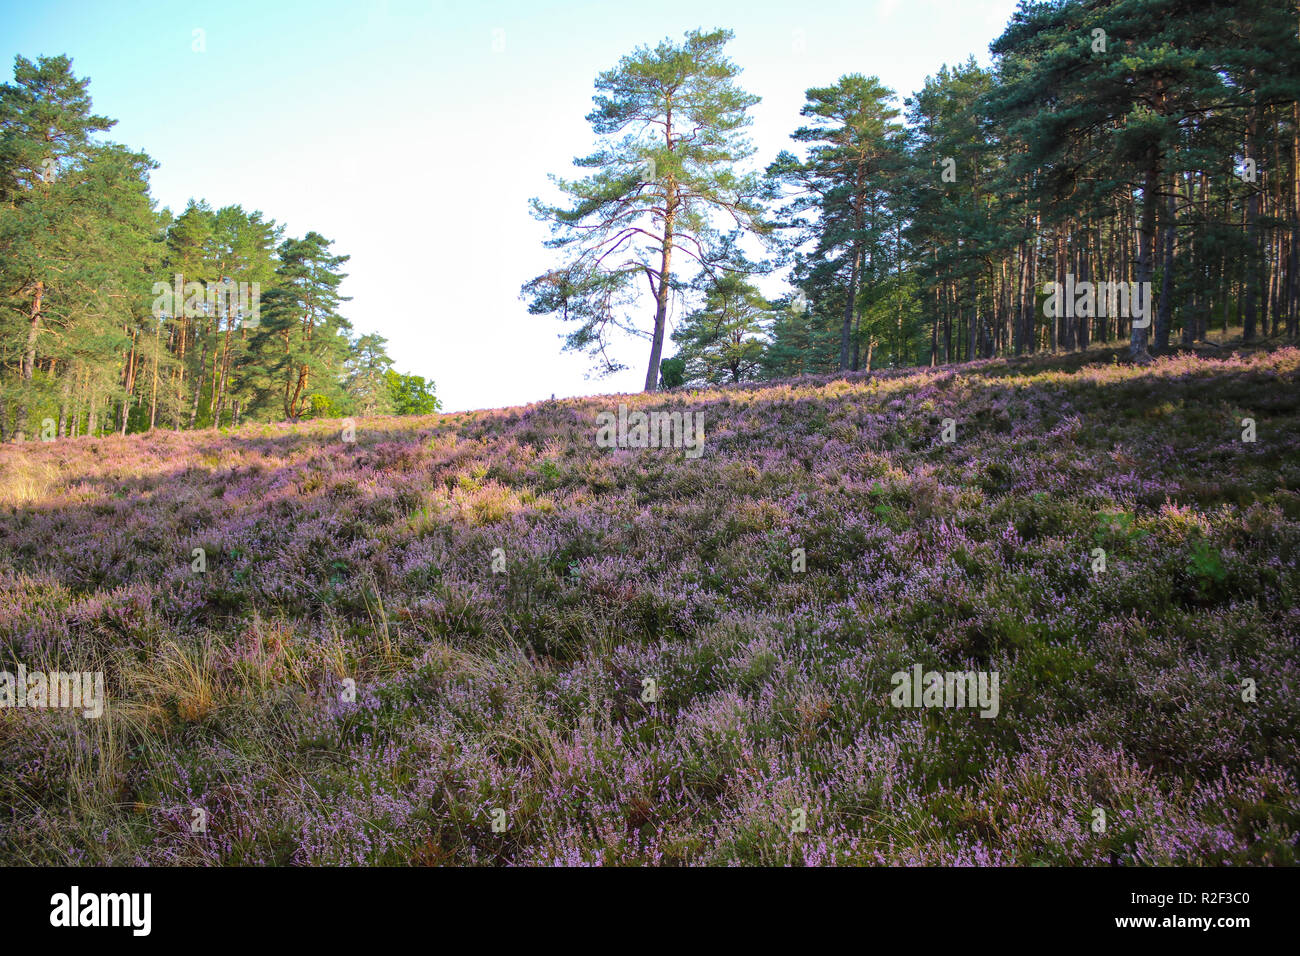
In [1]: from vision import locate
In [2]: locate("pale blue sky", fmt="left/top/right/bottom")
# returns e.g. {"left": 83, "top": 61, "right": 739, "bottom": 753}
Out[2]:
{"left": 1, "top": 0, "right": 1019, "bottom": 411}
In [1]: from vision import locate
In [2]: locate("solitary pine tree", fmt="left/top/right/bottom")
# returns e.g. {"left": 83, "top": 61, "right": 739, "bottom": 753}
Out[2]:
{"left": 522, "top": 28, "right": 769, "bottom": 391}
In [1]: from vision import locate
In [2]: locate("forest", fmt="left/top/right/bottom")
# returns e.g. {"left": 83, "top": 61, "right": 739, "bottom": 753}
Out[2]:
{"left": 522, "top": 1, "right": 1300, "bottom": 390}
{"left": 6, "top": 2, "right": 1299, "bottom": 435}
{"left": 0, "top": 55, "right": 440, "bottom": 443}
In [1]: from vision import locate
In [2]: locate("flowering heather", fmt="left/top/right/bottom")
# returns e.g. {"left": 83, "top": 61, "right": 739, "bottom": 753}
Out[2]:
{"left": 0, "top": 347, "right": 1297, "bottom": 866}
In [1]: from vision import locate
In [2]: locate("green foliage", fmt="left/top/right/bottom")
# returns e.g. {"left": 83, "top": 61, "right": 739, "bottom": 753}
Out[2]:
{"left": 385, "top": 370, "right": 442, "bottom": 416}
{"left": 0, "top": 56, "right": 432, "bottom": 440}
{"left": 767, "top": 73, "right": 905, "bottom": 372}
{"left": 522, "top": 28, "right": 772, "bottom": 391}
{"left": 670, "top": 273, "right": 771, "bottom": 385}
{"left": 307, "top": 394, "right": 335, "bottom": 418}
{"left": 658, "top": 356, "right": 686, "bottom": 390}
{"left": 345, "top": 333, "right": 394, "bottom": 416}
{"left": 1187, "top": 539, "right": 1228, "bottom": 597}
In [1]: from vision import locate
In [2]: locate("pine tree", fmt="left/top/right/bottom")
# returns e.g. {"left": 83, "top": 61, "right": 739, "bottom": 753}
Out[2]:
{"left": 769, "top": 75, "right": 904, "bottom": 371}
{"left": 0, "top": 54, "right": 118, "bottom": 439}
{"left": 522, "top": 28, "right": 770, "bottom": 390}
{"left": 252, "top": 232, "right": 352, "bottom": 422}
{"left": 669, "top": 273, "right": 770, "bottom": 384}
{"left": 345, "top": 333, "right": 395, "bottom": 415}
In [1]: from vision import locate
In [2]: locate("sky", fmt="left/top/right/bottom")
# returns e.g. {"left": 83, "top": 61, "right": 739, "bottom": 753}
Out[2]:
{"left": 1, "top": 0, "right": 1021, "bottom": 411}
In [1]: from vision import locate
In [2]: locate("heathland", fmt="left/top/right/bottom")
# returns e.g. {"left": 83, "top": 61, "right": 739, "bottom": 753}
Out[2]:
{"left": 0, "top": 345, "right": 1296, "bottom": 864}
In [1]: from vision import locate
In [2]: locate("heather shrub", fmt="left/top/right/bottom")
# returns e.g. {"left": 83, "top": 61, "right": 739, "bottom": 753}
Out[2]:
{"left": 1, "top": 348, "right": 1297, "bottom": 864}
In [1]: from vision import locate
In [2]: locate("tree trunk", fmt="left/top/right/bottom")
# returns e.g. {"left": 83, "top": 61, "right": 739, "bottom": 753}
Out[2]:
{"left": 840, "top": 247, "right": 860, "bottom": 372}
{"left": 967, "top": 273, "right": 978, "bottom": 361}
{"left": 15, "top": 279, "right": 45, "bottom": 440}
{"left": 644, "top": 202, "right": 676, "bottom": 392}
{"left": 1243, "top": 89, "right": 1260, "bottom": 342}
{"left": 120, "top": 326, "right": 138, "bottom": 435}
{"left": 1131, "top": 157, "right": 1161, "bottom": 361}
{"left": 174, "top": 313, "right": 187, "bottom": 430}
{"left": 189, "top": 334, "right": 207, "bottom": 428}
{"left": 1290, "top": 101, "right": 1299, "bottom": 338}
{"left": 930, "top": 283, "right": 939, "bottom": 366}
{"left": 149, "top": 317, "right": 161, "bottom": 429}
{"left": 1156, "top": 176, "right": 1177, "bottom": 350}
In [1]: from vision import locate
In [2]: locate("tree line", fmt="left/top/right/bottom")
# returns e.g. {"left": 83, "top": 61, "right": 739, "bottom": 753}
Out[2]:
{"left": 524, "top": 1, "right": 1300, "bottom": 390}
{"left": 0, "top": 55, "right": 439, "bottom": 443}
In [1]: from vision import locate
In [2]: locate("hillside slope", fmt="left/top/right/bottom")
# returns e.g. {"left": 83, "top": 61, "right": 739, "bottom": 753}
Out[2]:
{"left": 1, "top": 348, "right": 1298, "bottom": 865}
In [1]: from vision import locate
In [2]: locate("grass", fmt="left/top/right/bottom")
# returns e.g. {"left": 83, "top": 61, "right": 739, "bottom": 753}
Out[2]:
{"left": 0, "top": 343, "right": 1297, "bottom": 865}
